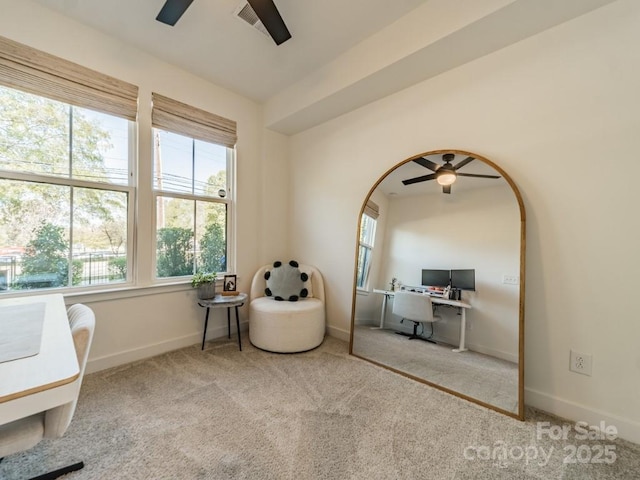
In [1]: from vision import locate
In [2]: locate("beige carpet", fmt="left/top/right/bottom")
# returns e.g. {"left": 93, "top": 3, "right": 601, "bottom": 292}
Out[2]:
{"left": 1, "top": 334, "right": 638, "bottom": 479}
{"left": 352, "top": 326, "right": 519, "bottom": 413}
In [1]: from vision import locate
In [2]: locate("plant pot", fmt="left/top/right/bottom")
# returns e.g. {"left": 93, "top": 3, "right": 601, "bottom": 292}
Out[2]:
{"left": 197, "top": 282, "right": 216, "bottom": 300}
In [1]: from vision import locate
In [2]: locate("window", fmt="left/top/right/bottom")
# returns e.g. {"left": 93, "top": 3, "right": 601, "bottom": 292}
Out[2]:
{"left": 0, "top": 86, "right": 134, "bottom": 291}
{"left": 0, "top": 36, "right": 138, "bottom": 293}
{"left": 151, "top": 93, "right": 237, "bottom": 280}
{"left": 153, "top": 130, "right": 231, "bottom": 278}
{"left": 356, "top": 200, "right": 379, "bottom": 289}
{"left": 0, "top": 37, "right": 239, "bottom": 292}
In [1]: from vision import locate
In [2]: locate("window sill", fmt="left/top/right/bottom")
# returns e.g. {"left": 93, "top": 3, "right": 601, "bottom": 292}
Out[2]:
{"left": 63, "top": 281, "right": 196, "bottom": 303}
{"left": 0, "top": 281, "right": 198, "bottom": 304}
{"left": 69, "top": 277, "right": 236, "bottom": 303}
{"left": 0, "top": 277, "right": 238, "bottom": 304}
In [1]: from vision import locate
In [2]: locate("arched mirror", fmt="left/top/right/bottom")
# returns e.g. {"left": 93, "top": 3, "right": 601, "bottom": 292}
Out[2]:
{"left": 350, "top": 150, "right": 525, "bottom": 419}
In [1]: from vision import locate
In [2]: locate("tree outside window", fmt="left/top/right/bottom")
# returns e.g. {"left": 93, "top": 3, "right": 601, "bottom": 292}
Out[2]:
{"left": 153, "top": 130, "right": 230, "bottom": 279}
{"left": 0, "top": 86, "right": 132, "bottom": 292}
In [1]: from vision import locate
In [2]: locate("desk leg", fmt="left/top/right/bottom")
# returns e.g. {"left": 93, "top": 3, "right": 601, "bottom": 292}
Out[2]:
{"left": 227, "top": 308, "right": 231, "bottom": 339}
{"left": 377, "top": 294, "right": 388, "bottom": 329}
{"left": 452, "top": 307, "right": 468, "bottom": 353}
{"left": 202, "top": 307, "right": 210, "bottom": 350}
{"left": 235, "top": 305, "right": 242, "bottom": 351}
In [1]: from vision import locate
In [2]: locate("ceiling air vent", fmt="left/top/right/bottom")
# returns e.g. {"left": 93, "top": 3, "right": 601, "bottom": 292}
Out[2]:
{"left": 234, "top": 2, "right": 270, "bottom": 37}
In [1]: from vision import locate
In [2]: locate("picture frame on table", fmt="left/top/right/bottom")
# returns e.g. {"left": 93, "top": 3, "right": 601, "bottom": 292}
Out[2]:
{"left": 222, "top": 274, "right": 238, "bottom": 296}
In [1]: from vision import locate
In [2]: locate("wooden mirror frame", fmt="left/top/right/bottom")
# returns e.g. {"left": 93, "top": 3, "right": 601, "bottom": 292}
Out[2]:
{"left": 349, "top": 149, "right": 526, "bottom": 420}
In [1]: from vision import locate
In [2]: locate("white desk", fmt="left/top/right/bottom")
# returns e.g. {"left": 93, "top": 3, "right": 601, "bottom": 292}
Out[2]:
{"left": 0, "top": 294, "right": 80, "bottom": 425}
{"left": 372, "top": 289, "right": 472, "bottom": 353}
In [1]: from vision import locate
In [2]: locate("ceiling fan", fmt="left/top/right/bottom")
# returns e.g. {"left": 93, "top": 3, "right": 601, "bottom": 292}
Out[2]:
{"left": 156, "top": 0, "right": 292, "bottom": 45}
{"left": 402, "top": 153, "right": 501, "bottom": 194}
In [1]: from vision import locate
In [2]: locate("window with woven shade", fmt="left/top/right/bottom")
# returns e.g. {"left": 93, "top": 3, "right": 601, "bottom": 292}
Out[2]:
{"left": 151, "top": 93, "right": 237, "bottom": 280}
{"left": 0, "top": 36, "right": 138, "bottom": 292}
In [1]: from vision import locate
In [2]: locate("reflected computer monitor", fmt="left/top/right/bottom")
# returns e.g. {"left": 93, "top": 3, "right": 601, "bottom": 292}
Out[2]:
{"left": 450, "top": 269, "right": 475, "bottom": 291}
{"left": 421, "top": 269, "right": 450, "bottom": 288}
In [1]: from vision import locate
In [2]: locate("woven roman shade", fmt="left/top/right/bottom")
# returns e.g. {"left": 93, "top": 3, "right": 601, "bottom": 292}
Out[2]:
{"left": 151, "top": 93, "right": 237, "bottom": 148}
{"left": 0, "top": 35, "right": 138, "bottom": 121}
{"left": 364, "top": 200, "right": 379, "bottom": 219}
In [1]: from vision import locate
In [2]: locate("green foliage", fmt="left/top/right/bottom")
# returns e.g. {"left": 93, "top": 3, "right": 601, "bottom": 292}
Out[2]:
{"left": 108, "top": 256, "right": 127, "bottom": 281}
{"left": 156, "top": 227, "right": 194, "bottom": 277}
{"left": 204, "top": 170, "right": 227, "bottom": 198}
{"left": 199, "top": 222, "right": 226, "bottom": 273}
{"left": 0, "top": 85, "right": 122, "bottom": 250}
{"left": 191, "top": 271, "right": 217, "bottom": 288}
{"left": 71, "top": 259, "right": 83, "bottom": 286}
{"left": 15, "top": 222, "right": 81, "bottom": 289}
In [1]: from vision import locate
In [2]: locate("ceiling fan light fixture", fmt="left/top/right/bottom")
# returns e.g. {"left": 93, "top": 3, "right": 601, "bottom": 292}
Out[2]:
{"left": 436, "top": 169, "right": 456, "bottom": 186}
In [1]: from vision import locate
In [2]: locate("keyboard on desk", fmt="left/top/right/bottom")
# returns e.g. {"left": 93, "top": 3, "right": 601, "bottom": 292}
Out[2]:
{"left": 405, "top": 288, "right": 442, "bottom": 297}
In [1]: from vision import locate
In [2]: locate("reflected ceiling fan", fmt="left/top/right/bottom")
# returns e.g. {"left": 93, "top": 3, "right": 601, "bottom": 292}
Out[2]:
{"left": 156, "top": 0, "right": 292, "bottom": 45}
{"left": 402, "top": 153, "right": 501, "bottom": 194}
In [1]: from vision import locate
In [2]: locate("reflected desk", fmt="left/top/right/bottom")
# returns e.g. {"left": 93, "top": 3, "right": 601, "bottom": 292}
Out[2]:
{"left": 372, "top": 289, "right": 472, "bottom": 353}
{"left": 0, "top": 294, "right": 80, "bottom": 426}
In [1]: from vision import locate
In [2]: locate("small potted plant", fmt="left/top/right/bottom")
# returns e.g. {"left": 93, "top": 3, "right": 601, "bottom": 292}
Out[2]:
{"left": 192, "top": 272, "right": 217, "bottom": 300}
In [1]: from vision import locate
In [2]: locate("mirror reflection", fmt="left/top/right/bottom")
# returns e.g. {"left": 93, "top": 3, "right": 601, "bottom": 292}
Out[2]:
{"left": 351, "top": 150, "right": 524, "bottom": 418}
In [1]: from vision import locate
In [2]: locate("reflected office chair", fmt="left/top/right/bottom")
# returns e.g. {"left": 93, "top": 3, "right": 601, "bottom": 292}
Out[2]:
{"left": 0, "top": 304, "right": 95, "bottom": 480}
{"left": 392, "top": 291, "right": 440, "bottom": 343}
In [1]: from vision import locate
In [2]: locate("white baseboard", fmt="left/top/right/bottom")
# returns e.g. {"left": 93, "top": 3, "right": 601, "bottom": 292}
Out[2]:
{"left": 457, "top": 340, "right": 518, "bottom": 364}
{"left": 347, "top": 323, "right": 517, "bottom": 363}
{"left": 86, "top": 321, "right": 248, "bottom": 374}
{"left": 525, "top": 387, "right": 640, "bottom": 445}
{"left": 327, "top": 324, "right": 350, "bottom": 342}
{"left": 435, "top": 341, "right": 516, "bottom": 363}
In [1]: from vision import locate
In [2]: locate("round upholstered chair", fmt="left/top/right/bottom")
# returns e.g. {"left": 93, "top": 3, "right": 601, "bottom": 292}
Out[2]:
{"left": 249, "top": 263, "right": 325, "bottom": 353}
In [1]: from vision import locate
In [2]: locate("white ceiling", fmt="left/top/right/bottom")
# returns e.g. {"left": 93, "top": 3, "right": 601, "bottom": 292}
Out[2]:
{"left": 32, "top": 0, "right": 427, "bottom": 102}
{"left": 31, "top": 0, "right": 619, "bottom": 134}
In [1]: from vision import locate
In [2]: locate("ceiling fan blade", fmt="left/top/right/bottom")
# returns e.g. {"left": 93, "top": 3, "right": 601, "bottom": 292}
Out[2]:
{"left": 443, "top": 185, "right": 452, "bottom": 194}
{"left": 402, "top": 173, "right": 437, "bottom": 185}
{"left": 156, "top": 0, "right": 195, "bottom": 26}
{"left": 247, "top": 0, "right": 292, "bottom": 45}
{"left": 453, "top": 156, "right": 474, "bottom": 171}
{"left": 457, "top": 173, "right": 501, "bottom": 179}
{"left": 413, "top": 157, "right": 440, "bottom": 172}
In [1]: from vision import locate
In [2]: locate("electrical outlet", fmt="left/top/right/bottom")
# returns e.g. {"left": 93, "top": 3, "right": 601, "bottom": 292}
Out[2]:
{"left": 502, "top": 274, "right": 519, "bottom": 285}
{"left": 570, "top": 350, "right": 592, "bottom": 376}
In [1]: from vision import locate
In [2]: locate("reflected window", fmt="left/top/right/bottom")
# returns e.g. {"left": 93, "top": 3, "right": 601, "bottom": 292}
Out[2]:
{"left": 356, "top": 202, "right": 378, "bottom": 289}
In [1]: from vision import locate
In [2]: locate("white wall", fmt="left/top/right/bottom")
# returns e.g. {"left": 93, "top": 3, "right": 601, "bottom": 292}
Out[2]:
{"left": 0, "top": 1, "right": 290, "bottom": 371}
{"left": 289, "top": 0, "right": 640, "bottom": 442}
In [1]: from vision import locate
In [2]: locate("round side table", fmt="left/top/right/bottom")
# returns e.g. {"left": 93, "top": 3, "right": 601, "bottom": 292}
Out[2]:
{"left": 198, "top": 292, "right": 248, "bottom": 350}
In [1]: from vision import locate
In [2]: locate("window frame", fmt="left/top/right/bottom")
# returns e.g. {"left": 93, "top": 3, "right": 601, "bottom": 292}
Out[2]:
{"left": 0, "top": 98, "right": 137, "bottom": 293}
{"left": 356, "top": 213, "right": 377, "bottom": 291}
{"left": 151, "top": 131, "right": 235, "bottom": 283}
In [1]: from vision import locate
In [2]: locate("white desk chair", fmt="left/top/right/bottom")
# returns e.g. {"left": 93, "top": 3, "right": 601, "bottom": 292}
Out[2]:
{"left": 0, "top": 304, "right": 95, "bottom": 479}
{"left": 392, "top": 291, "right": 440, "bottom": 343}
